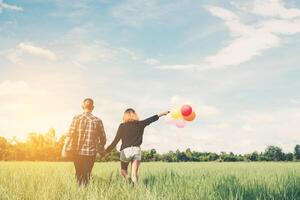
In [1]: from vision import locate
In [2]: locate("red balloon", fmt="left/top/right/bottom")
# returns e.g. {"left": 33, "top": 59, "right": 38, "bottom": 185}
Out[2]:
{"left": 183, "top": 112, "right": 196, "bottom": 122}
{"left": 181, "top": 105, "right": 193, "bottom": 116}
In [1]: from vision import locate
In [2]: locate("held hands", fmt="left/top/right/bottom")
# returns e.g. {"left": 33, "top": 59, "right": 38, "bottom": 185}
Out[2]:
{"left": 98, "top": 146, "right": 106, "bottom": 158}
{"left": 100, "top": 151, "right": 106, "bottom": 159}
{"left": 158, "top": 111, "right": 170, "bottom": 117}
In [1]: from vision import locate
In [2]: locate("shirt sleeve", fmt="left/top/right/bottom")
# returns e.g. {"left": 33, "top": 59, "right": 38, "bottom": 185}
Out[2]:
{"left": 97, "top": 119, "right": 106, "bottom": 146}
{"left": 67, "top": 116, "right": 79, "bottom": 137}
{"left": 140, "top": 115, "right": 159, "bottom": 127}
{"left": 105, "top": 124, "right": 122, "bottom": 153}
{"left": 64, "top": 116, "right": 79, "bottom": 149}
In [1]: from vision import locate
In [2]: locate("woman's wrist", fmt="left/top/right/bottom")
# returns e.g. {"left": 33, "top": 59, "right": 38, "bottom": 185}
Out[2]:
{"left": 158, "top": 111, "right": 170, "bottom": 117}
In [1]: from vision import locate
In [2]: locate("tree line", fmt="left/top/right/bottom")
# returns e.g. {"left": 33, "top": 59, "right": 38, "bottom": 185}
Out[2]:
{"left": 1, "top": 129, "right": 300, "bottom": 162}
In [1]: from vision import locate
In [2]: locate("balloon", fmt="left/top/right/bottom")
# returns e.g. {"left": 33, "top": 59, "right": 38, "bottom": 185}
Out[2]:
{"left": 175, "top": 120, "right": 186, "bottom": 128}
{"left": 183, "top": 112, "right": 196, "bottom": 122}
{"left": 181, "top": 105, "right": 193, "bottom": 117}
{"left": 171, "top": 109, "right": 182, "bottom": 119}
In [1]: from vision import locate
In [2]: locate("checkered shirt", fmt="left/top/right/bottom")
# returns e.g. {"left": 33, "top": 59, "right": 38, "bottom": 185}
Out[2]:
{"left": 67, "top": 112, "right": 106, "bottom": 156}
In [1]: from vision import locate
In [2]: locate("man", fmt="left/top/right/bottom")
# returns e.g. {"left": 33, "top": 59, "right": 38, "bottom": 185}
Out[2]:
{"left": 62, "top": 98, "right": 106, "bottom": 186}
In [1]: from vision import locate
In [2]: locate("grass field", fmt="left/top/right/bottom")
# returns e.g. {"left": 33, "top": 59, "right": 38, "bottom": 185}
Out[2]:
{"left": 1, "top": 162, "right": 300, "bottom": 200}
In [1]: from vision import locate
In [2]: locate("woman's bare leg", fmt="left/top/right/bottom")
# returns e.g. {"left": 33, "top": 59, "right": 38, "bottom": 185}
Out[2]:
{"left": 121, "top": 161, "right": 130, "bottom": 181}
{"left": 131, "top": 160, "right": 140, "bottom": 185}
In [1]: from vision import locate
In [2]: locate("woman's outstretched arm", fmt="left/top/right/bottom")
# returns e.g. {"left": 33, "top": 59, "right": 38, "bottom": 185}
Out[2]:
{"left": 105, "top": 125, "right": 122, "bottom": 154}
{"left": 141, "top": 111, "right": 170, "bottom": 127}
{"left": 158, "top": 111, "right": 170, "bottom": 117}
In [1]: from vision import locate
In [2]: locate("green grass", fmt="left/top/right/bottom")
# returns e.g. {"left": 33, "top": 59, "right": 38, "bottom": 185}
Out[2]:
{"left": 1, "top": 162, "right": 300, "bottom": 200}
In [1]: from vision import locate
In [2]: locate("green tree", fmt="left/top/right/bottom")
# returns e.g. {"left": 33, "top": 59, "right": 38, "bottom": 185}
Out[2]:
{"left": 285, "top": 153, "right": 294, "bottom": 161}
{"left": 185, "top": 148, "right": 192, "bottom": 161}
{"left": 208, "top": 153, "right": 219, "bottom": 161}
{"left": 142, "top": 149, "right": 158, "bottom": 161}
{"left": 161, "top": 151, "right": 175, "bottom": 162}
{"left": 246, "top": 151, "right": 259, "bottom": 161}
{"left": 175, "top": 149, "right": 188, "bottom": 162}
{"left": 294, "top": 145, "right": 300, "bottom": 160}
{"left": 264, "top": 146, "right": 284, "bottom": 161}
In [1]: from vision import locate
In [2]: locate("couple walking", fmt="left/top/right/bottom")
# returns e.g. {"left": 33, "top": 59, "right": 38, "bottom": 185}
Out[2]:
{"left": 61, "top": 98, "right": 169, "bottom": 186}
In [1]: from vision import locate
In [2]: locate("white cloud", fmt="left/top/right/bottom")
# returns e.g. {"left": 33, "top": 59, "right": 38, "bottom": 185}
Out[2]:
{"left": 204, "top": 30, "right": 280, "bottom": 68}
{"left": 144, "top": 58, "right": 160, "bottom": 65}
{"left": 258, "top": 19, "right": 300, "bottom": 35}
{"left": 5, "top": 43, "right": 58, "bottom": 64}
{"left": 0, "top": 0, "right": 23, "bottom": 13}
{"left": 203, "top": 3, "right": 300, "bottom": 69}
{"left": 18, "top": 43, "right": 57, "bottom": 60}
{"left": 232, "top": 0, "right": 300, "bottom": 19}
{"left": 159, "top": 0, "right": 300, "bottom": 70}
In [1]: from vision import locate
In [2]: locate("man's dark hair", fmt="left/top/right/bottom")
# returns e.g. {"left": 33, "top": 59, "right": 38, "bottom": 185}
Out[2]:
{"left": 83, "top": 98, "right": 94, "bottom": 110}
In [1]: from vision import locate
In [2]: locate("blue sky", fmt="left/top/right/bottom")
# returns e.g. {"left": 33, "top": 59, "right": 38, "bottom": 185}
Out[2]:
{"left": 0, "top": 0, "right": 300, "bottom": 153}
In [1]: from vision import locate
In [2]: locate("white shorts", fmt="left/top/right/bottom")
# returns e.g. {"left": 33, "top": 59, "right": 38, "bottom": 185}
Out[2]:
{"left": 120, "top": 146, "right": 142, "bottom": 162}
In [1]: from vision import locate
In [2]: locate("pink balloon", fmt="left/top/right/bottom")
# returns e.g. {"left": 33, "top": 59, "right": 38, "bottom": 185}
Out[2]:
{"left": 181, "top": 105, "right": 193, "bottom": 117}
{"left": 175, "top": 120, "right": 186, "bottom": 128}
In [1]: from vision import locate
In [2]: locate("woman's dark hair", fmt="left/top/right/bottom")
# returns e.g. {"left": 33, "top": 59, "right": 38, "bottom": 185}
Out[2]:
{"left": 125, "top": 108, "right": 135, "bottom": 113}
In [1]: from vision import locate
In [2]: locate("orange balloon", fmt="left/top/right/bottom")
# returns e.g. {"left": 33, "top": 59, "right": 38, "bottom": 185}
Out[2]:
{"left": 183, "top": 112, "right": 196, "bottom": 122}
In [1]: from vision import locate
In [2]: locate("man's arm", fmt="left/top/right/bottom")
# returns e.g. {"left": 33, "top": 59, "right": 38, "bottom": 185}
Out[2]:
{"left": 97, "top": 119, "right": 107, "bottom": 147}
{"left": 61, "top": 116, "right": 78, "bottom": 157}
{"left": 68, "top": 116, "right": 78, "bottom": 137}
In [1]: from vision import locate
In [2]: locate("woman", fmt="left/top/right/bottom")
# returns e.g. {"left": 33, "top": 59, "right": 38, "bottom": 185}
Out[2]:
{"left": 105, "top": 108, "right": 169, "bottom": 185}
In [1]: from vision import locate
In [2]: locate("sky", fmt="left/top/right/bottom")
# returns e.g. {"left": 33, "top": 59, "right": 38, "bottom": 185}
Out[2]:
{"left": 0, "top": 0, "right": 300, "bottom": 153}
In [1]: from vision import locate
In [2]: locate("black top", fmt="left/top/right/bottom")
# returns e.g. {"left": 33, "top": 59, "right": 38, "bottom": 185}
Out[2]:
{"left": 106, "top": 115, "right": 159, "bottom": 153}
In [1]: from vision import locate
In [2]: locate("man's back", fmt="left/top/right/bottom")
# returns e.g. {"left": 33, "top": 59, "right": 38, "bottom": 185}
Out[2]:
{"left": 68, "top": 112, "right": 106, "bottom": 156}
{"left": 62, "top": 98, "right": 106, "bottom": 186}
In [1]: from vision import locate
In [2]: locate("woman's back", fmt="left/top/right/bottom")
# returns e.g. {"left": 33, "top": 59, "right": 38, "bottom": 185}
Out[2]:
{"left": 106, "top": 115, "right": 159, "bottom": 152}
{"left": 119, "top": 120, "right": 147, "bottom": 150}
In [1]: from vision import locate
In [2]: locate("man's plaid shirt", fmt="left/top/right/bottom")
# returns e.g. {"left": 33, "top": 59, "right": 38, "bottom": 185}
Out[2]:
{"left": 66, "top": 112, "right": 106, "bottom": 156}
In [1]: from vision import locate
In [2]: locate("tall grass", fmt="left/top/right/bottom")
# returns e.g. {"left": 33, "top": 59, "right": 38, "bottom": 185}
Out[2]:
{"left": 1, "top": 162, "right": 300, "bottom": 200}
